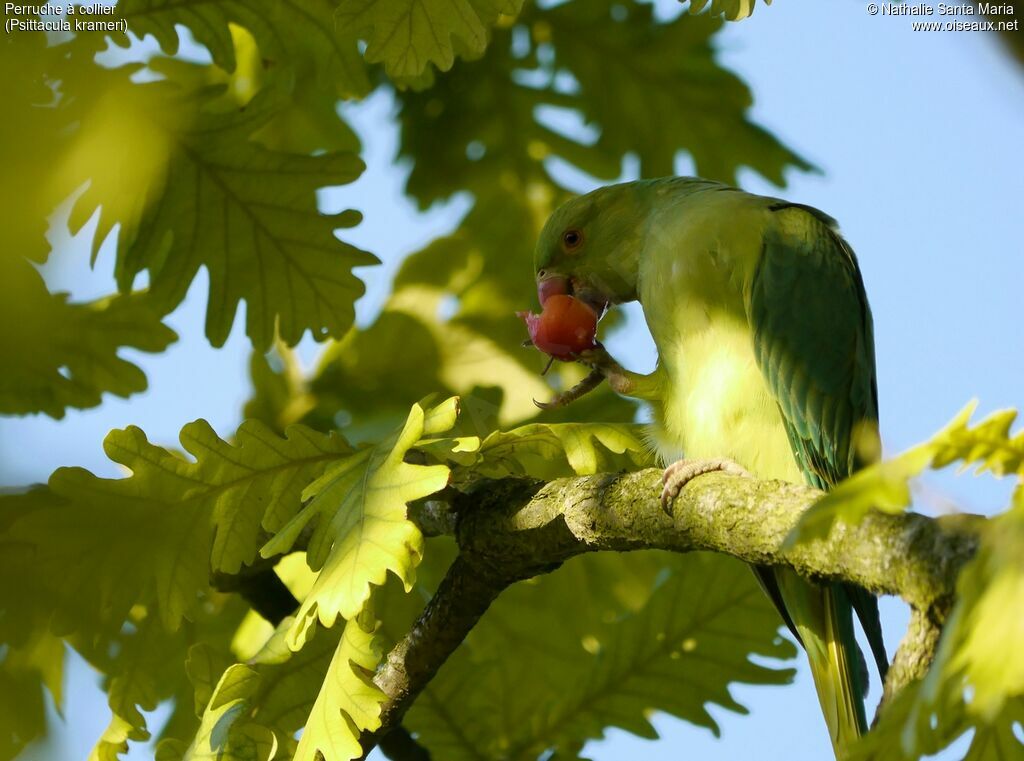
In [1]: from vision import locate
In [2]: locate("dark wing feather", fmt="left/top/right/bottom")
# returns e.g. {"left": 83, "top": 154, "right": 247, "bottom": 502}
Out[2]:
{"left": 749, "top": 202, "right": 888, "bottom": 681}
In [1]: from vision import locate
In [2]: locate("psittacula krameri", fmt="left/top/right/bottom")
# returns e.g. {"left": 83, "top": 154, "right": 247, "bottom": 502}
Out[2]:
{"left": 532, "top": 177, "right": 889, "bottom": 757}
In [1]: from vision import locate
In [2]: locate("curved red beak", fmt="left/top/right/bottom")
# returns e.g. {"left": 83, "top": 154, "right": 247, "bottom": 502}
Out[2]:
{"left": 537, "top": 276, "right": 569, "bottom": 306}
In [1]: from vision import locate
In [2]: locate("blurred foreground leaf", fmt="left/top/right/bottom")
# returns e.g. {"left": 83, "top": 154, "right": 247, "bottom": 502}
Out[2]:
{"left": 0, "top": 261, "right": 175, "bottom": 418}
{"left": 789, "top": 402, "right": 1024, "bottom": 543}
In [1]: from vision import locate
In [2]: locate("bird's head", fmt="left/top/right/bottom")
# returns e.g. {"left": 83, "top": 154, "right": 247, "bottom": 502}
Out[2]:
{"left": 532, "top": 182, "right": 650, "bottom": 316}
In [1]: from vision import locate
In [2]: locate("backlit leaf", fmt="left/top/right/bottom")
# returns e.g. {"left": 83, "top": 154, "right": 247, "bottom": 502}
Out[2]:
{"left": 788, "top": 402, "right": 1022, "bottom": 544}
{"left": 261, "top": 399, "right": 455, "bottom": 648}
{"left": 0, "top": 260, "right": 175, "bottom": 419}
{"left": 65, "top": 77, "right": 376, "bottom": 350}
{"left": 293, "top": 616, "right": 387, "bottom": 761}
{"left": 336, "top": 0, "right": 525, "bottom": 78}
{"left": 685, "top": 0, "right": 772, "bottom": 21}
{"left": 407, "top": 552, "right": 797, "bottom": 758}
{"left": 117, "top": 0, "right": 369, "bottom": 98}
{"left": 0, "top": 421, "right": 351, "bottom": 640}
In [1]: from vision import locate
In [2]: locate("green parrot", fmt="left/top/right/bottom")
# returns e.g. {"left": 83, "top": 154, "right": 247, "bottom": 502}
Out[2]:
{"left": 532, "top": 177, "right": 889, "bottom": 757}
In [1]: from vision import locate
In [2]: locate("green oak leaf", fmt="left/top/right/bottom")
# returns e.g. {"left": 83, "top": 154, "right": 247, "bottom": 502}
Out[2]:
{"left": 87, "top": 615, "right": 179, "bottom": 761}
{"left": 406, "top": 551, "right": 797, "bottom": 758}
{"left": 850, "top": 686, "right": 1024, "bottom": 761}
{"left": 336, "top": 0, "right": 525, "bottom": 78}
{"left": 0, "top": 420, "right": 351, "bottom": 640}
{"left": 159, "top": 664, "right": 278, "bottom": 761}
{"left": 0, "top": 633, "right": 63, "bottom": 760}
{"left": 117, "top": 0, "right": 369, "bottom": 98}
{"left": 293, "top": 616, "right": 387, "bottom": 761}
{"left": 545, "top": 0, "right": 810, "bottom": 182}
{"left": 846, "top": 487, "right": 1023, "bottom": 760}
{"left": 64, "top": 74, "right": 376, "bottom": 350}
{"left": 788, "top": 402, "right": 1023, "bottom": 543}
{"left": 398, "top": 1, "right": 809, "bottom": 208}
{"left": 0, "top": 260, "right": 176, "bottom": 418}
{"left": 474, "top": 421, "right": 653, "bottom": 479}
{"left": 685, "top": 0, "right": 772, "bottom": 21}
{"left": 261, "top": 398, "right": 456, "bottom": 648}
{"left": 74, "top": 595, "right": 248, "bottom": 761}
{"left": 148, "top": 33, "right": 363, "bottom": 157}
{"left": 420, "top": 420, "right": 654, "bottom": 482}
{"left": 164, "top": 613, "right": 383, "bottom": 761}
{"left": 945, "top": 493, "right": 1024, "bottom": 722}
{"left": 0, "top": 31, "right": 77, "bottom": 265}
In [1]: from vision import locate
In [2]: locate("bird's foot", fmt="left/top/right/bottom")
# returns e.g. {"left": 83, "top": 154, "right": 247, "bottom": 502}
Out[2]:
{"left": 576, "top": 344, "right": 635, "bottom": 396}
{"left": 660, "top": 457, "right": 751, "bottom": 514}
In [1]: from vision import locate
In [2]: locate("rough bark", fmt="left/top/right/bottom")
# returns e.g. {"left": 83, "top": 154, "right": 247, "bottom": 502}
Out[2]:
{"left": 356, "top": 468, "right": 981, "bottom": 755}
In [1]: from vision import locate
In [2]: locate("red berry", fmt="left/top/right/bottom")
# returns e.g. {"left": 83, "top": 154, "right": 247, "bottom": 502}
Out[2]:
{"left": 517, "top": 294, "right": 598, "bottom": 361}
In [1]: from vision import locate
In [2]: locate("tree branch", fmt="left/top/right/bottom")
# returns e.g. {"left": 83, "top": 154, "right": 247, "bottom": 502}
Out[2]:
{"left": 357, "top": 468, "right": 981, "bottom": 752}
{"left": 375, "top": 725, "right": 433, "bottom": 761}
{"left": 359, "top": 554, "right": 517, "bottom": 760}
{"left": 212, "top": 563, "right": 298, "bottom": 626}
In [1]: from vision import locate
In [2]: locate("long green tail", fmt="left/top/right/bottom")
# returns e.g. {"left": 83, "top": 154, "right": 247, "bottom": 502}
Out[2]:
{"left": 772, "top": 567, "right": 868, "bottom": 758}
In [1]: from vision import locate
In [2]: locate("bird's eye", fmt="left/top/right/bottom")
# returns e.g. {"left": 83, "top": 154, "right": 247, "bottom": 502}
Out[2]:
{"left": 562, "top": 229, "right": 583, "bottom": 251}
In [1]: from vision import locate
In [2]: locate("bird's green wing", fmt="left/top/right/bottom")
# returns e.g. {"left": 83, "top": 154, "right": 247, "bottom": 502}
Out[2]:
{"left": 747, "top": 203, "right": 889, "bottom": 752}
{"left": 749, "top": 203, "right": 879, "bottom": 491}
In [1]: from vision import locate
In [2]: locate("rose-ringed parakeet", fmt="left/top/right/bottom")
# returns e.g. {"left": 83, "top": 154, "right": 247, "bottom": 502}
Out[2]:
{"left": 531, "top": 177, "right": 889, "bottom": 757}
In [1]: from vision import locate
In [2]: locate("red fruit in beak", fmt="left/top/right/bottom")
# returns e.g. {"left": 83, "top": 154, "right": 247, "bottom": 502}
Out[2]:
{"left": 517, "top": 294, "right": 598, "bottom": 361}
{"left": 537, "top": 276, "right": 570, "bottom": 306}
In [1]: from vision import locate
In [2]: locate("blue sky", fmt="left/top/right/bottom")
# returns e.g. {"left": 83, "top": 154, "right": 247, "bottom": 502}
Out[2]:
{"left": 8, "top": 1, "right": 1024, "bottom": 759}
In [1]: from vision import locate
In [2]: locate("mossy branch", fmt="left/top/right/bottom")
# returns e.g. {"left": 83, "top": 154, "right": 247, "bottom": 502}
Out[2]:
{"left": 357, "top": 468, "right": 981, "bottom": 754}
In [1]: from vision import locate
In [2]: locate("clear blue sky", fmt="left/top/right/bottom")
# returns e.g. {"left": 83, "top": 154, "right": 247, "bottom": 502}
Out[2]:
{"left": 8, "top": 1, "right": 1024, "bottom": 759}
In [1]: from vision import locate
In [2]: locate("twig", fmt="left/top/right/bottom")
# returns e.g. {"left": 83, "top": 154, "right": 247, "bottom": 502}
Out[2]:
{"left": 376, "top": 725, "right": 432, "bottom": 761}
{"left": 212, "top": 564, "right": 298, "bottom": 626}
{"left": 875, "top": 604, "right": 950, "bottom": 723}
{"left": 358, "top": 554, "right": 518, "bottom": 759}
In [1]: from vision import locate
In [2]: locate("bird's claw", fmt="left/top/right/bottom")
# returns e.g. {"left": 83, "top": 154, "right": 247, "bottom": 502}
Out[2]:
{"left": 533, "top": 367, "right": 605, "bottom": 410}
{"left": 575, "top": 344, "right": 636, "bottom": 396}
{"left": 660, "top": 457, "right": 751, "bottom": 515}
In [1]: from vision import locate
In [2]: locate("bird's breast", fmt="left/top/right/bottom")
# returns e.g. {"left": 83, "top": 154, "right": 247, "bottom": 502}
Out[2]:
{"left": 647, "top": 312, "right": 803, "bottom": 484}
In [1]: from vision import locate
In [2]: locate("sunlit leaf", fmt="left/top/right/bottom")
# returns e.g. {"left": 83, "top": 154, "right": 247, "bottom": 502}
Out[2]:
{"left": 0, "top": 421, "right": 351, "bottom": 640}
{"left": 788, "top": 402, "right": 1022, "bottom": 544}
{"left": 428, "top": 420, "right": 653, "bottom": 482}
{"left": 293, "top": 616, "right": 387, "bottom": 761}
{"left": 947, "top": 495, "right": 1024, "bottom": 721}
{"left": 163, "top": 612, "right": 381, "bottom": 761}
{"left": 849, "top": 494, "right": 1024, "bottom": 760}
{"left": 161, "top": 664, "right": 278, "bottom": 761}
{"left": 261, "top": 399, "right": 455, "bottom": 648}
